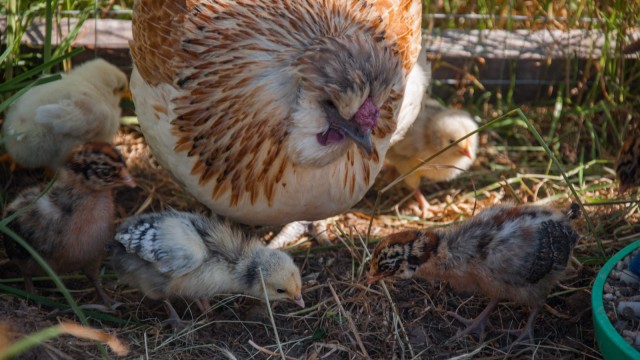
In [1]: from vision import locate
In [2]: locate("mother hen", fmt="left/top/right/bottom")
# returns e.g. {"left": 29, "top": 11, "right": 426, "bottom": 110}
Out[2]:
{"left": 130, "top": 0, "right": 422, "bottom": 225}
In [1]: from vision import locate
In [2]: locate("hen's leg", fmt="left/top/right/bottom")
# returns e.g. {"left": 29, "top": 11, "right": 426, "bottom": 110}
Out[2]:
{"left": 268, "top": 220, "right": 332, "bottom": 248}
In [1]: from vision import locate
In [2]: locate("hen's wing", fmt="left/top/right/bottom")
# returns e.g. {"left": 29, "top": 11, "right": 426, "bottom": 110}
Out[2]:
{"left": 114, "top": 212, "right": 210, "bottom": 276}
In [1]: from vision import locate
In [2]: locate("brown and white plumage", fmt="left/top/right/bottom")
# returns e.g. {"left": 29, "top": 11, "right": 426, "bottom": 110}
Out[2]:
{"left": 129, "top": 0, "right": 422, "bottom": 225}
{"left": 111, "top": 211, "right": 304, "bottom": 322}
{"left": 615, "top": 130, "right": 640, "bottom": 194}
{"left": 386, "top": 98, "right": 478, "bottom": 217}
{"left": 3, "top": 59, "right": 128, "bottom": 169}
{"left": 368, "top": 203, "right": 580, "bottom": 343}
{"left": 2, "top": 141, "right": 136, "bottom": 303}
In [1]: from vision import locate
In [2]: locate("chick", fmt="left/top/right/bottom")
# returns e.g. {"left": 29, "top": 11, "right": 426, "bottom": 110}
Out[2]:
{"left": 2, "top": 141, "right": 136, "bottom": 303}
{"left": 615, "top": 130, "right": 640, "bottom": 194}
{"left": 110, "top": 211, "right": 305, "bottom": 324}
{"left": 386, "top": 98, "right": 478, "bottom": 218}
{"left": 368, "top": 203, "right": 580, "bottom": 343}
{"left": 3, "top": 58, "right": 128, "bottom": 169}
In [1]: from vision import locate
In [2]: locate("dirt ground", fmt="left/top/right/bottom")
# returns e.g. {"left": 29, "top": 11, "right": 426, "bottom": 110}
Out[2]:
{"left": 0, "top": 123, "right": 636, "bottom": 359}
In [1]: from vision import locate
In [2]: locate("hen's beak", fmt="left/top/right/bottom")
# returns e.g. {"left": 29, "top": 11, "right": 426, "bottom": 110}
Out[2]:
{"left": 291, "top": 294, "right": 305, "bottom": 308}
{"left": 322, "top": 103, "right": 373, "bottom": 155}
{"left": 458, "top": 142, "right": 473, "bottom": 159}
{"left": 341, "top": 125, "right": 373, "bottom": 155}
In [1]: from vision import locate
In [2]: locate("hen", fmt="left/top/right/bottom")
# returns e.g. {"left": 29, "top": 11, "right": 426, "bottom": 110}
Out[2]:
{"left": 129, "top": 0, "right": 422, "bottom": 226}
{"left": 386, "top": 98, "right": 478, "bottom": 217}
{"left": 2, "top": 141, "right": 136, "bottom": 303}
{"left": 615, "top": 130, "right": 640, "bottom": 194}
{"left": 3, "top": 59, "right": 128, "bottom": 169}
{"left": 111, "top": 211, "right": 304, "bottom": 325}
{"left": 368, "top": 203, "right": 580, "bottom": 343}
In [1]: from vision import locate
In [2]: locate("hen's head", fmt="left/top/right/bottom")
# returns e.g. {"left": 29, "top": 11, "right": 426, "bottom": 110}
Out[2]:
{"left": 367, "top": 230, "right": 439, "bottom": 284}
{"left": 290, "top": 34, "right": 403, "bottom": 167}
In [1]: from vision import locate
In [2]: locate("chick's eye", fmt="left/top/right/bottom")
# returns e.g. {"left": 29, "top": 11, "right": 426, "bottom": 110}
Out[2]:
{"left": 276, "top": 289, "right": 286, "bottom": 294}
{"left": 448, "top": 139, "right": 455, "bottom": 144}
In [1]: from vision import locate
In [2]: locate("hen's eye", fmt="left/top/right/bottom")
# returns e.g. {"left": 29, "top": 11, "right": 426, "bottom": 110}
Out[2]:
{"left": 276, "top": 289, "right": 286, "bottom": 294}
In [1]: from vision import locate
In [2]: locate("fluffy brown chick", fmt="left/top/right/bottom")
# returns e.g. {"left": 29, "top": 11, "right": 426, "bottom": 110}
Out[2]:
{"left": 368, "top": 203, "right": 580, "bottom": 343}
{"left": 2, "top": 141, "right": 136, "bottom": 303}
{"left": 615, "top": 130, "right": 640, "bottom": 194}
{"left": 386, "top": 98, "right": 478, "bottom": 218}
{"left": 110, "top": 211, "right": 304, "bottom": 325}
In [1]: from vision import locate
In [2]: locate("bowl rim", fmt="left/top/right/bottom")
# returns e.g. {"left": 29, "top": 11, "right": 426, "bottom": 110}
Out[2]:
{"left": 592, "top": 240, "right": 640, "bottom": 358}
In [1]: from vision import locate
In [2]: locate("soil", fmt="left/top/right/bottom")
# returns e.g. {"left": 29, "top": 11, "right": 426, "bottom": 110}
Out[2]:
{"left": 0, "top": 125, "right": 635, "bottom": 359}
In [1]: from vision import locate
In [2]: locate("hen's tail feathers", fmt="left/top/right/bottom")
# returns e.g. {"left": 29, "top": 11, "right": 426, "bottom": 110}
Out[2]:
{"left": 565, "top": 202, "right": 581, "bottom": 221}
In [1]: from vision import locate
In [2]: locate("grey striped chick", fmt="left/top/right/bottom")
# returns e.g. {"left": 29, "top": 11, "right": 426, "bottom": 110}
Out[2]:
{"left": 111, "top": 211, "right": 304, "bottom": 324}
{"left": 368, "top": 203, "right": 580, "bottom": 343}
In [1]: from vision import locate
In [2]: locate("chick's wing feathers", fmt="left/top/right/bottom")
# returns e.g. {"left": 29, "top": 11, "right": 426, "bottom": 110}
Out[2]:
{"left": 35, "top": 97, "right": 113, "bottom": 138}
{"left": 446, "top": 205, "right": 578, "bottom": 286}
{"left": 524, "top": 219, "right": 578, "bottom": 284}
{"left": 115, "top": 212, "right": 209, "bottom": 276}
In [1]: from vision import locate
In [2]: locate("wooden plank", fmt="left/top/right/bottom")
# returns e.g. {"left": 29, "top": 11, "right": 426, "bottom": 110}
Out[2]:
{"left": 2, "top": 18, "right": 638, "bottom": 102}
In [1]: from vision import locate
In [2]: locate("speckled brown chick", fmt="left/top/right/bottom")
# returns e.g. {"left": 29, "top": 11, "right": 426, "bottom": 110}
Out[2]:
{"left": 2, "top": 141, "right": 136, "bottom": 303}
{"left": 615, "top": 130, "right": 640, "bottom": 194}
{"left": 368, "top": 203, "right": 580, "bottom": 343}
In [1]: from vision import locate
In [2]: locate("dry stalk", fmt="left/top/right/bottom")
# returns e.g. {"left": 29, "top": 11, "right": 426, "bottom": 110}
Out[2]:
{"left": 327, "top": 282, "right": 370, "bottom": 359}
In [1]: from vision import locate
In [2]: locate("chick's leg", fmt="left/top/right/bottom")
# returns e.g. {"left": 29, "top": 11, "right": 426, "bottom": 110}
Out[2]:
{"left": 448, "top": 298, "right": 499, "bottom": 340}
{"left": 414, "top": 188, "right": 432, "bottom": 219}
{"left": 162, "top": 300, "right": 189, "bottom": 330}
{"left": 83, "top": 268, "right": 112, "bottom": 306}
{"left": 503, "top": 306, "right": 540, "bottom": 344}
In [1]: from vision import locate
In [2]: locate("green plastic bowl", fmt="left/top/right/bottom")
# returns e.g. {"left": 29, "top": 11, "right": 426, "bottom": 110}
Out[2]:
{"left": 592, "top": 240, "right": 640, "bottom": 360}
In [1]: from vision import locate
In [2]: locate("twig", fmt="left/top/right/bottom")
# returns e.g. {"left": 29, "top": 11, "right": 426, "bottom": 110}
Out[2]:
{"left": 258, "top": 268, "right": 286, "bottom": 360}
{"left": 248, "top": 340, "right": 296, "bottom": 360}
{"left": 327, "top": 282, "right": 370, "bottom": 359}
{"left": 379, "top": 281, "right": 415, "bottom": 358}
{"left": 445, "top": 343, "right": 487, "bottom": 360}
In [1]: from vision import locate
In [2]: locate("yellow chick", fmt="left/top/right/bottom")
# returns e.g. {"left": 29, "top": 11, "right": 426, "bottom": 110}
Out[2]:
{"left": 2, "top": 58, "right": 128, "bottom": 169}
{"left": 111, "top": 211, "right": 304, "bottom": 326}
{"left": 386, "top": 98, "right": 479, "bottom": 217}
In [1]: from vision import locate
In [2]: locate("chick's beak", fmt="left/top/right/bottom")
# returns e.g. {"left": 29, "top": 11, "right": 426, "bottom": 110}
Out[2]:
{"left": 458, "top": 142, "right": 473, "bottom": 159}
{"left": 120, "top": 169, "right": 137, "bottom": 188}
{"left": 291, "top": 294, "right": 305, "bottom": 308}
{"left": 366, "top": 272, "right": 384, "bottom": 285}
{"left": 122, "top": 88, "right": 132, "bottom": 101}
